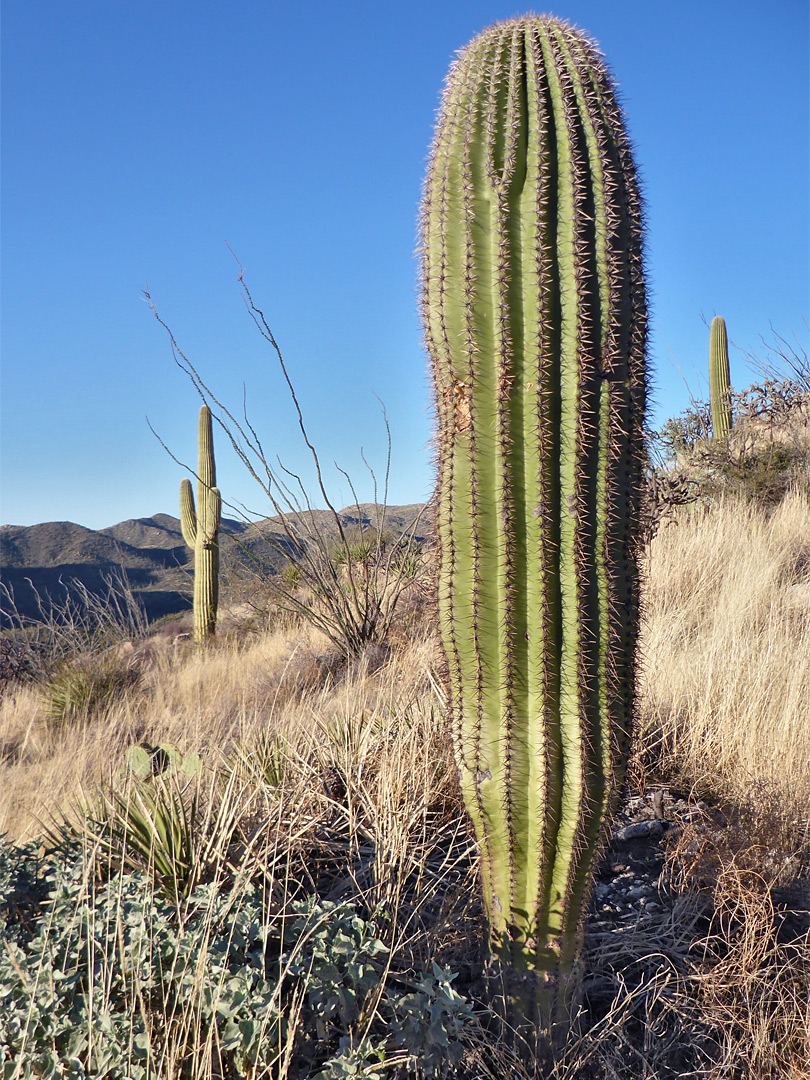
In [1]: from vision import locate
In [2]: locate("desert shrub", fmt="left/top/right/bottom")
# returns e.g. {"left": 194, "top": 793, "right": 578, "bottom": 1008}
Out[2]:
{"left": 711, "top": 440, "right": 804, "bottom": 505}
{"left": 0, "top": 635, "right": 43, "bottom": 696}
{"left": 247, "top": 502, "right": 427, "bottom": 660}
{"left": 0, "top": 837, "right": 473, "bottom": 1079}
{"left": 148, "top": 276, "right": 428, "bottom": 661}
{"left": 42, "top": 652, "right": 140, "bottom": 726}
{"left": 640, "top": 465, "right": 700, "bottom": 543}
{"left": 649, "top": 370, "right": 809, "bottom": 509}
{"left": 654, "top": 398, "right": 713, "bottom": 459}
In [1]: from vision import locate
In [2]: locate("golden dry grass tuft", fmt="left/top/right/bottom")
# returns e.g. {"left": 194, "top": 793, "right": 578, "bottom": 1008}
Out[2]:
{"left": 638, "top": 488, "right": 810, "bottom": 816}
{"left": 664, "top": 797, "right": 810, "bottom": 1080}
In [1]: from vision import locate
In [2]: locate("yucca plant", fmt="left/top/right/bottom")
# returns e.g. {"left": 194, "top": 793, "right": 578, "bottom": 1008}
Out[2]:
{"left": 421, "top": 14, "right": 647, "bottom": 1058}
{"left": 44, "top": 654, "right": 138, "bottom": 725}
{"left": 46, "top": 763, "right": 243, "bottom": 903}
{"left": 225, "top": 730, "right": 290, "bottom": 790}
{"left": 102, "top": 775, "right": 201, "bottom": 900}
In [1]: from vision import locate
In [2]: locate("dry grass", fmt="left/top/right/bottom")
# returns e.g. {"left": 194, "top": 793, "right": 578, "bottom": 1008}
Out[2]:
{"left": 5, "top": 492, "right": 807, "bottom": 847}
{"left": 0, "top": 612, "right": 440, "bottom": 843}
{"left": 663, "top": 799, "right": 810, "bottom": 1080}
{"left": 0, "top": 603, "right": 485, "bottom": 1076}
{"left": 1, "top": 488, "right": 809, "bottom": 1076}
{"left": 638, "top": 488, "right": 810, "bottom": 816}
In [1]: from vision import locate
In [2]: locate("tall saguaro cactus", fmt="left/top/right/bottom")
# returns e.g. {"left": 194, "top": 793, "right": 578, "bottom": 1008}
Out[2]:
{"left": 420, "top": 15, "right": 647, "bottom": 1048}
{"left": 180, "top": 405, "right": 221, "bottom": 643}
{"left": 709, "top": 315, "right": 732, "bottom": 440}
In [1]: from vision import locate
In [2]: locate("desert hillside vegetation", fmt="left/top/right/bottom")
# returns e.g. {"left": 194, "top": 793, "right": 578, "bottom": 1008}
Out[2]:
{"left": 1, "top": 361, "right": 809, "bottom": 1079}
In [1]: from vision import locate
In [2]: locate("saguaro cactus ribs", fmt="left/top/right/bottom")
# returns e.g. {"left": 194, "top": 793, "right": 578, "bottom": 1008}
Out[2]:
{"left": 420, "top": 13, "right": 648, "bottom": 1052}
{"left": 180, "top": 405, "right": 221, "bottom": 642}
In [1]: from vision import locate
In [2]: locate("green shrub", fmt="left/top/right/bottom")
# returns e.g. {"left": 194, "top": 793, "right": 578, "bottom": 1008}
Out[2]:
{"left": 652, "top": 400, "right": 713, "bottom": 460}
{"left": 715, "top": 442, "right": 804, "bottom": 505}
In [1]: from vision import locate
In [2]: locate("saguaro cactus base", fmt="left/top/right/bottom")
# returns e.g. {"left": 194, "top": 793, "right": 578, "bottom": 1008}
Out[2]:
{"left": 484, "top": 956, "right": 583, "bottom": 1064}
{"left": 420, "top": 14, "right": 647, "bottom": 1053}
{"left": 180, "top": 405, "right": 221, "bottom": 643}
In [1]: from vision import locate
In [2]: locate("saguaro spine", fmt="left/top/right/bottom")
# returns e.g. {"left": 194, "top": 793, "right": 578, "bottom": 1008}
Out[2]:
{"left": 180, "top": 405, "right": 221, "bottom": 642}
{"left": 420, "top": 15, "right": 647, "bottom": 1044}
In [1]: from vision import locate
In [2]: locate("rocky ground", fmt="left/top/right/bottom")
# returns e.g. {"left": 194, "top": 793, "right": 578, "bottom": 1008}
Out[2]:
{"left": 592, "top": 785, "right": 810, "bottom": 941}
{"left": 568, "top": 785, "right": 810, "bottom": 1078}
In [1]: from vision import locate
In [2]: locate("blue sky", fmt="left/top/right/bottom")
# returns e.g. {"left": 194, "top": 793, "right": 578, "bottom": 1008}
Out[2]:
{"left": 2, "top": 0, "right": 808, "bottom": 530}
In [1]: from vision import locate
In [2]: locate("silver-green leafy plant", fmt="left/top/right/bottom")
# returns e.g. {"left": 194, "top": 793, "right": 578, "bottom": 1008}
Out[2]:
{"left": 181, "top": 404, "right": 221, "bottom": 643}
{"left": 421, "top": 14, "right": 647, "bottom": 1052}
{"left": 0, "top": 839, "right": 472, "bottom": 1078}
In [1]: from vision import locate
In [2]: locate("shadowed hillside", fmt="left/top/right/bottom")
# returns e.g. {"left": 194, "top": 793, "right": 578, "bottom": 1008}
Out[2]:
{"left": 1, "top": 504, "right": 432, "bottom": 626}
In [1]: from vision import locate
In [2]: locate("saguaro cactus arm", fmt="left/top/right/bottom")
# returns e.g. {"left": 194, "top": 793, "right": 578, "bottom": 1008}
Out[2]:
{"left": 421, "top": 14, "right": 647, "bottom": 1050}
{"left": 179, "top": 478, "right": 197, "bottom": 548}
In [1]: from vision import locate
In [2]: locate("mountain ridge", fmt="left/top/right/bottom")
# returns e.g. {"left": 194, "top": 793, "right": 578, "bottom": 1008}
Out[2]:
{"left": 1, "top": 504, "right": 431, "bottom": 626}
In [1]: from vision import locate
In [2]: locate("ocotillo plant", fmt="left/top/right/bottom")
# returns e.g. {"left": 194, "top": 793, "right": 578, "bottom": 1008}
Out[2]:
{"left": 180, "top": 405, "right": 221, "bottom": 642}
{"left": 709, "top": 315, "right": 732, "bottom": 440}
{"left": 420, "top": 15, "right": 647, "bottom": 1052}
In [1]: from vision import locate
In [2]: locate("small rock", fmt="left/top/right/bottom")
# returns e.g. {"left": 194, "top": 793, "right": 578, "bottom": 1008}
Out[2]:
{"left": 612, "top": 871, "right": 636, "bottom": 886}
{"left": 626, "top": 884, "right": 652, "bottom": 901}
{"left": 614, "top": 819, "right": 666, "bottom": 842}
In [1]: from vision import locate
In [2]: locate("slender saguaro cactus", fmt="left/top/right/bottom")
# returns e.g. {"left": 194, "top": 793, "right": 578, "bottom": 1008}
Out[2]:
{"left": 180, "top": 405, "right": 221, "bottom": 642}
{"left": 709, "top": 316, "right": 732, "bottom": 440}
{"left": 420, "top": 15, "right": 647, "bottom": 1049}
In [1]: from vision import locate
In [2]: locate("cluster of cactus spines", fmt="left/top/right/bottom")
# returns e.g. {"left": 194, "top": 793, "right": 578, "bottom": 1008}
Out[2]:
{"left": 180, "top": 405, "right": 221, "bottom": 642}
{"left": 709, "top": 315, "right": 732, "bottom": 440}
{"left": 420, "top": 15, "right": 647, "bottom": 1043}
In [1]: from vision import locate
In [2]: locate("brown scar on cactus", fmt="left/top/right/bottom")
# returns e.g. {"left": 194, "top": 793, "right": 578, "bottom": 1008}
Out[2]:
{"left": 444, "top": 379, "right": 472, "bottom": 433}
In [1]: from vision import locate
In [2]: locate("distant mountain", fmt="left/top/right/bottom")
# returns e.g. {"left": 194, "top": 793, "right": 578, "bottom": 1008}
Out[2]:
{"left": 1, "top": 520, "right": 150, "bottom": 569}
{"left": 100, "top": 514, "right": 187, "bottom": 550}
{"left": 223, "top": 503, "right": 433, "bottom": 580}
{"left": 0, "top": 517, "right": 193, "bottom": 625}
{"left": 0, "top": 504, "right": 431, "bottom": 627}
